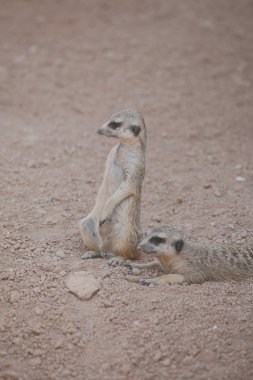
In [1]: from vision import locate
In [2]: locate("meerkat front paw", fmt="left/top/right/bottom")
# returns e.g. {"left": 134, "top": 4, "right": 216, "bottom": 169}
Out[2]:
{"left": 123, "top": 262, "right": 134, "bottom": 269}
{"left": 99, "top": 217, "right": 112, "bottom": 227}
{"left": 140, "top": 278, "right": 158, "bottom": 286}
{"left": 101, "top": 252, "right": 114, "bottom": 259}
{"left": 81, "top": 251, "right": 101, "bottom": 260}
{"left": 107, "top": 256, "right": 126, "bottom": 267}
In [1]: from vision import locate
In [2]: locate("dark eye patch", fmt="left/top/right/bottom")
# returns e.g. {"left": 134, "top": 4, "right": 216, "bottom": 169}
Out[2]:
{"left": 149, "top": 236, "right": 166, "bottom": 245}
{"left": 108, "top": 121, "right": 122, "bottom": 130}
{"left": 130, "top": 125, "right": 141, "bottom": 136}
{"left": 173, "top": 239, "right": 184, "bottom": 253}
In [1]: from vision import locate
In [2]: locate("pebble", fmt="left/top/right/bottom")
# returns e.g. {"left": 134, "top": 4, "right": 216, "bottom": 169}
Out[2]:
{"left": 236, "top": 176, "right": 245, "bottom": 182}
{"left": 214, "top": 189, "right": 222, "bottom": 197}
{"left": 162, "top": 358, "right": 171, "bottom": 366}
{"left": 132, "top": 268, "right": 141, "bottom": 275}
{"left": 182, "top": 355, "right": 193, "bottom": 365}
{"left": 121, "top": 267, "right": 129, "bottom": 275}
{"left": 28, "top": 318, "right": 42, "bottom": 335}
{"left": 9, "top": 291, "right": 21, "bottom": 303}
{"left": 56, "top": 249, "right": 65, "bottom": 258}
{"left": 240, "top": 313, "right": 251, "bottom": 322}
{"left": 55, "top": 335, "right": 65, "bottom": 349}
{"left": 1, "top": 272, "right": 9, "bottom": 280}
{"left": 154, "top": 351, "right": 162, "bottom": 362}
{"left": 2, "top": 370, "right": 19, "bottom": 380}
{"left": 34, "top": 308, "right": 44, "bottom": 317}
{"left": 29, "top": 357, "right": 42, "bottom": 366}
{"left": 66, "top": 272, "right": 100, "bottom": 301}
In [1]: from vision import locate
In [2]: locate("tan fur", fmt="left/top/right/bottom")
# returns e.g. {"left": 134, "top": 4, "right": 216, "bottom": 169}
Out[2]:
{"left": 127, "top": 225, "right": 253, "bottom": 285}
{"left": 80, "top": 109, "right": 146, "bottom": 266}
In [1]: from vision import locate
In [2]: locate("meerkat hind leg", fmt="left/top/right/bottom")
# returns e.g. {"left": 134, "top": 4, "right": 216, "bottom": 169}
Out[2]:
{"left": 81, "top": 251, "right": 102, "bottom": 260}
{"left": 140, "top": 274, "right": 186, "bottom": 286}
{"left": 80, "top": 217, "right": 100, "bottom": 251}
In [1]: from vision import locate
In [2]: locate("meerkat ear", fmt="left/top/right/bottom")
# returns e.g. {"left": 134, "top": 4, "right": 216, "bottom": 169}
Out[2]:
{"left": 174, "top": 239, "right": 184, "bottom": 253}
{"left": 130, "top": 125, "right": 141, "bottom": 136}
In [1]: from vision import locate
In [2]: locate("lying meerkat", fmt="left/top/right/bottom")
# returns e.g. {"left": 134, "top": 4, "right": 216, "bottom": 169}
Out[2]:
{"left": 126, "top": 225, "right": 253, "bottom": 285}
{"left": 80, "top": 109, "right": 147, "bottom": 266}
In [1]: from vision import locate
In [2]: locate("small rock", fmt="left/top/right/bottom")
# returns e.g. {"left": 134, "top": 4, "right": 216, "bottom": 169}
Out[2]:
{"left": 236, "top": 176, "right": 245, "bottom": 182}
{"left": 28, "top": 318, "right": 42, "bottom": 335}
{"left": 56, "top": 249, "right": 65, "bottom": 258}
{"left": 59, "top": 270, "right": 67, "bottom": 276}
{"left": 203, "top": 184, "right": 211, "bottom": 189}
{"left": 54, "top": 335, "right": 65, "bottom": 349}
{"left": 28, "top": 45, "right": 38, "bottom": 54}
{"left": 104, "top": 301, "right": 114, "bottom": 308}
{"left": 9, "top": 291, "right": 21, "bottom": 303}
{"left": 162, "top": 358, "right": 171, "bottom": 366}
{"left": 228, "top": 224, "right": 235, "bottom": 230}
{"left": 240, "top": 231, "right": 248, "bottom": 238}
{"left": 182, "top": 355, "right": 193, "bottom": 365}
{"left": 34, "top": 306, "right": 44, "bottom": 315}
{"left": 1, "top": 273, "right": 9, "bottom": 280}
{"left": 65, "top": 144, "right": 76, "bottom": 155}
{"left": 132, "top": 268, "right": 141, "bottom": 275}
{"left": 154, "top": 351, "right": 162, "bottom": 362}
{"left": 66, "top": 272, "right": 100, "bottom": 301}
{"left": 45, "top": 217, "right": 57, "bottom": 225}
{"left": 102, "top": 271, "right": 111, "bottom": 279}
{"left": 240, "top": 313, "right": 251, "bottom": 322}
{"left": 121, "top": 267, "right": 129, "bottom": 275}
{"left": 29, "top": 357, "right": 42, "bottom": 366}
{"left": 214, "top": 189, "right": 222, "bottom": 197}
{"left": 2, "top": 370, "right": 20, "bottom": 380}
{"left": 125, "top": 275, "right": 140, "bottom": 283}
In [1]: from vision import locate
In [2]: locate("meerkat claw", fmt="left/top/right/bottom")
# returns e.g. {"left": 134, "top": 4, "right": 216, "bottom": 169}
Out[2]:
{"left": 107, "top": 256, "right": 126, "bottom": 267}
{"left": 140, "top": 279, "right": 158, "bottom": 286}
{"left": 123, "top": 262, "right": 134, "bottom": 269}
{"left": 101, "top": 251, "right": 114, "bottom": 259}
{"left": 81, "top": 251, "right": 101, "bottom": 260}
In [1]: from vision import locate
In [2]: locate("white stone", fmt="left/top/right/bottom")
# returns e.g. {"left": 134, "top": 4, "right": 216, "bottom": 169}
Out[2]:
{"left": 66, "top": 272, "right": 100, "bottom": 301}
{"left": 236, "top": 176, "right": 245, "bottom": 182}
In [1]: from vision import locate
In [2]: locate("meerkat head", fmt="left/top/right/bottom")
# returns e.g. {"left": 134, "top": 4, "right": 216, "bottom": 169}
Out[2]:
{"left": 138, "top": 226, "right": 184, "bottom": 256}
{"left": 97, "top": 109, "right": 146, "bottom": 146}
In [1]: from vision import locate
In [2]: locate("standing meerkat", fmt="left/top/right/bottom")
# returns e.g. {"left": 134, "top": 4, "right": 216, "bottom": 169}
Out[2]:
{"left": 126, "top": 225, "right": 253, "bottom": 285}
{"left": 80, "top": 109, "right": 147, "bottom": 266}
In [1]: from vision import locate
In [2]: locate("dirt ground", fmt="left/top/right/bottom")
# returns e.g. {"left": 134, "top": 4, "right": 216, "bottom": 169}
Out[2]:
{"left": 1, "top": 0, "right": 253, "bottom": 379}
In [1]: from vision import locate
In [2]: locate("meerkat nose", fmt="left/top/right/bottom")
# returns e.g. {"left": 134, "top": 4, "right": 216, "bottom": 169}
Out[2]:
{"left": 137, "top": 244, "right": 142, "bottom": 250}
{"left": 97, "top": 128, "right": 102, "bottom": 134}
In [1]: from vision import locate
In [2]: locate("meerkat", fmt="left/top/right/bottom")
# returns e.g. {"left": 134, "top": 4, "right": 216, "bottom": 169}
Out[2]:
{"left": 125, "top": 225, "right": 253, "bottom": 285}
{"left": 80, "top": 109, "right": 147, "bottom": 266}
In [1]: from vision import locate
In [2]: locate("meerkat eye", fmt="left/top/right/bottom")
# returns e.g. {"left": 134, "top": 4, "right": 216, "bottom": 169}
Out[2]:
{"left": 149, "top": 236, "right": 166, "bottom": 245}
{"left": 174, "top": 239, "right": 184, "bottom": 253}
{"left": 108, "top": 121, "right": 122, "bottom": 130}
{"left": 130, "top": 125, "right": 141, "bottom": 136}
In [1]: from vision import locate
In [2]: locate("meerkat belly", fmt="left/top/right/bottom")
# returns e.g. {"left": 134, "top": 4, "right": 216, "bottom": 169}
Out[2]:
{"left": 93, "top": 160, "right": 123, "bottom": 216}
{"left": 105, "top": 162, "right": 123, "bottom": 196}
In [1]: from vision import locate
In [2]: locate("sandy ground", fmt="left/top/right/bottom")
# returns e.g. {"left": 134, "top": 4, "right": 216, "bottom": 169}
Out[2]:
{"left": 1, "top": 0, "right": 253, "bottom": 379}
